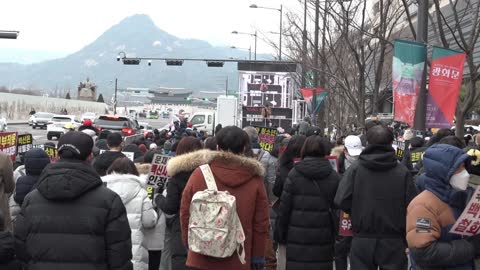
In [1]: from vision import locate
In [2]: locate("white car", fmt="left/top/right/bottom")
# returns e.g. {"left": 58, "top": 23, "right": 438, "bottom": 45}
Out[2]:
{"left": 29, "top": 112, "right": 54, "bottom": 129}
{"left": 81, "top": 112, "right": 96, "bottom": 123}
{"left": 47, "top": 115, "right": 81, "bottom": 140}
{"left": 0, "top": 117, "right": 7, "bottom": 132}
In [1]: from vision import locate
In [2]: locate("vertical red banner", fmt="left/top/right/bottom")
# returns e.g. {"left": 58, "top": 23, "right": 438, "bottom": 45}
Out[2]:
{"left": 426, "top": 46, "right": 466, "bottom": 128}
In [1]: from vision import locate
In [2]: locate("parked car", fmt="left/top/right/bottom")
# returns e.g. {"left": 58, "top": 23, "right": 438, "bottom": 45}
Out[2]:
{"left": 94, "top": 115, "right": 142, "bottom": 136}
{"left": 147, "top": 110, "right": 159, "bottom": 119}
{"left": 81, "top": 112, "right": 97, "bottom": 123}
{"left": 46, "top": 115, "right": 81, "bottom": 140}
{"left": 29, "top": 112, "right": 54, "bottom": 129}
{"left": 0, "top": 117, "right": 7, "bottom": 132}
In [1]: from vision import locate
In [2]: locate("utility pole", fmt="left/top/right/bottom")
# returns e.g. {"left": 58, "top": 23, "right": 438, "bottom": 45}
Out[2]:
{"left": 313, "top": 0, "right": 320, "bottom": 125}
{"left": 254, "top": 31, "right": 257, "bottom": 60}
{"left": 414, "top": 0, "right": 429, "bottom": 132}
{"left": 225, "top": 76, "right": 229, "bottom": 96}
{"left": 114, "top": 78, "right": 118, "bottom": 115}
{"left": 302, "top": 0, "right": 308, "bottom": 87}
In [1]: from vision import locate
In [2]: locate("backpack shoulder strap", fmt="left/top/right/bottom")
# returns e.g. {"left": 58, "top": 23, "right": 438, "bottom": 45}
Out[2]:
{"left": 199, "top": 164, "right": 218, "bottom": 191}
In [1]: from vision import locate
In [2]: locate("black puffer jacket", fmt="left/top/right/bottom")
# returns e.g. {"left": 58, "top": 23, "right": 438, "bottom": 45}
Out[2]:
{"left": 335, "top": 144, "right": 416, "bottom": 238}
{"left": 277, "top": 157, "right": 340, "bottom": 270}
{"left": 0, "top": 231, "right": 21, "bottom": 270}
{"left": 14, "top": 148, "right": 50, "bottom": 205}
{"left": 93, "top": 151, "right": 126, "bottom": 176}
{"left": 14, "top": 159, "right": 133, "bottom": 270}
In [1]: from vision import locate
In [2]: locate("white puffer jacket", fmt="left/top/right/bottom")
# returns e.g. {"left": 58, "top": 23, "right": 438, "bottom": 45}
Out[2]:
{"left": 102, "top": 173, "right": 158, "bottom": 270}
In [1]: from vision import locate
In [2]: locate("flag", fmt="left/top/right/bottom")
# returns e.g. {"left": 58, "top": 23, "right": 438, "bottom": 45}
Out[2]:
{"left": 392, "top": 40, "right": 427, "bottom": 126}
{"left": 300, "top": 88, "right": 328, "bottom": 115}
{"left": 426, "top": 46, "right": 466, "bottom": 128}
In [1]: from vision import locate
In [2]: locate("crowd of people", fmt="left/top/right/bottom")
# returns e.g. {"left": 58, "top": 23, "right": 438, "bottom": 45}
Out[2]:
{"left": 2, "top": 117, "right": 480, "bottom": 270}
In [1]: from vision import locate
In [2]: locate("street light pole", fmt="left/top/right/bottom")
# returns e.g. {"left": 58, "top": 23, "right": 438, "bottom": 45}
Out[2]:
{"left": 279, "top": 4, "right": 283, "bottom": 61}
{"left": 254, "top": 31, "right": 257, "bottom": 60}
{"left": 249, "top": 4, "right": 282, "bottom": 61}
{"left": 231, "top": 30, "right": 257, "bottom": 60}
{"left": 114, "top": 78, "right": 118, "bottom": 115}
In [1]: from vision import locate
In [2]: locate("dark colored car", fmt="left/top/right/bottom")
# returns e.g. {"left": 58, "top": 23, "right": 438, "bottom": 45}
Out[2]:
{"left": 94, "top": 115, "right": 143, "bottom": 136}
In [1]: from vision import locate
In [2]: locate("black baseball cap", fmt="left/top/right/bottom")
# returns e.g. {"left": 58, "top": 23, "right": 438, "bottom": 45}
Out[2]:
{"left": 58, "top": 131, "right": 94, "bottom": 160}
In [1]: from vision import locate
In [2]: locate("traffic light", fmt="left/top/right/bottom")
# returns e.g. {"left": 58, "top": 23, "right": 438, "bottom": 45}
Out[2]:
{"left": 166, "top": 60, "right": 184, "bottom": 66}
{"left": 206, "top": 61, "right": 224, "bottom": 67}
{"left": 122, "top": 58, "right": 141, "bottom": 65}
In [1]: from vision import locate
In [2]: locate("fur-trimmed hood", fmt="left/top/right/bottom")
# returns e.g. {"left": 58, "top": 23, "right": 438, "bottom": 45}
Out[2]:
{"left": 167, "top": 149, "right": 265, "bottom": 178}
{"left": 136, "top": 163, "right": 151, "bottom": 175}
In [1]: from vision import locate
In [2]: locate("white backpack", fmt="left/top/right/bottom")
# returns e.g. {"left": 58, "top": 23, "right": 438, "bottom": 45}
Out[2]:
{"left": 188, "top": 164, "right": 246, "bottom": 264}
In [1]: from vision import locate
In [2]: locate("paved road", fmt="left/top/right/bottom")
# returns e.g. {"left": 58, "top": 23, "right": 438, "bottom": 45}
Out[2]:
{"left": 8, "top": 117, "right": 172, "bottom": 146}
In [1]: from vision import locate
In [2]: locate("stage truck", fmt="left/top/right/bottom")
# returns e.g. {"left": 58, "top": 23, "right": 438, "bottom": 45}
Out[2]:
{"left": 189, "top": 61, "right": 307, "bottom": 134}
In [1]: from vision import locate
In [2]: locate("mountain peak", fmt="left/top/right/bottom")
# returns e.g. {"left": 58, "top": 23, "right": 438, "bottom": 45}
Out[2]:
{"left": 117, "top": 14, "right": 156, "bottom": 28}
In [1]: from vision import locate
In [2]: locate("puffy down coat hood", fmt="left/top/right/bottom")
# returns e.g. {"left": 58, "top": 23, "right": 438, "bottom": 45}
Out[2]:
{"left": 37, "top": 159, "right": 103, "bottom": 200}
{"left": 418, "top": 144, "right": 469, "bottom": 203}
{"left": 24, "top": 148, "right": 50, "bottom": 175}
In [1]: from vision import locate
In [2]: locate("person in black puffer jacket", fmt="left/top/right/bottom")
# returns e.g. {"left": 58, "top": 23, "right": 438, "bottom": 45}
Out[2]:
{"left": 94, "top": 132, "right": 126, "bottom": 176}
{"left": 14, "top": 131, "right": 133, "bottom": 270}
{"left": 156, "top": 137, "right": 203, "bottom": 270}
{"left": 0, "top": 210, "right": 21, "bottom": 270}
{"left": 277, "top": 135, "right": 340, "bottom": 270}
{"left": 13, "top": 148, "right": 50, "bottom": 206}
{"left": 335, "top": 125, "right": 416, "bottom": 270}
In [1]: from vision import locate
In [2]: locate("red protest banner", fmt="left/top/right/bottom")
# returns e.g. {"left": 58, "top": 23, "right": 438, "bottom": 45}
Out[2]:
{"left": 426, "top": 46, "right": 466, "bottom": 128}
{"left": 339, "top": 211, "right": 353, "bottom": 236}
{"left": 0, "top": 132, "right": 18, "bottom": 161}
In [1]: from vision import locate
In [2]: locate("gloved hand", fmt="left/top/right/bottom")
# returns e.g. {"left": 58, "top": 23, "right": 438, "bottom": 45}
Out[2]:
{"left": 467, "top": 234, "right": 480, "bottom": 257}
{"left": 251, "top": 256, "right": 265, "bottom": 270}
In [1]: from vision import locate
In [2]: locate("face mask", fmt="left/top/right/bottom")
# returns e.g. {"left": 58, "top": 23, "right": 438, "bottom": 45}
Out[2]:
{"left": 450, "top": 169, "right": 470, "bottom": 191}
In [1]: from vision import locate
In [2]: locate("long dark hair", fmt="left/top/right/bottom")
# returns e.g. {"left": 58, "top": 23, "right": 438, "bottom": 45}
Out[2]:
{"left": 300, "top": 135, "right": 332, "bottom": 159}
{"left": 176, "top": 136, "right": 202, "bottom": 156}
{"left": 107, "top": 157, "right": 139, "bottom": 176}
{"left": 279, "top": 135, "right": 306, "bottom": 166}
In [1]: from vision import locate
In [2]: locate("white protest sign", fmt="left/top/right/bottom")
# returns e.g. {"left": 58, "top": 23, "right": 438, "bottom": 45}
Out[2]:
{"left": 147, "top": 154, "right": 171, "bottom": 189}
{"left": 450, "top": 186, "right": 480, "bottom": 236}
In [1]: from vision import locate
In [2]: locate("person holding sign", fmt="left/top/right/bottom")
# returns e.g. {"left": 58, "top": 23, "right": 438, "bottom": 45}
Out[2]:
{"left": 407, "top": 144, "right": 480, "bottom": 269}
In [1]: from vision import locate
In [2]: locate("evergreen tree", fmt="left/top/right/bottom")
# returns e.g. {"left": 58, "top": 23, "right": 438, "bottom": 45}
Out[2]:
{"left": 65, "top": 92, "right": 71, "bottom": 99}
{"left": 97, "top": 94, "right": 105, "bottom": 103}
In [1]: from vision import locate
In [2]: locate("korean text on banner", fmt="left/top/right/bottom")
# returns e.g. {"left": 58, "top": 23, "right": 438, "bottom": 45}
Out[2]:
{"left": 17, "top": 134, "right": 33, "bottom": 154}
{"left": 44, "top": 145, "right": 58, "bottom": 163}
{"left": 339, "top": 211, "right": 353, "bottom": 236}
{"left": 255, "top": 126, "right": 278, "bottom": 152}
{"left": 0, "top": 132, "right": 18, "bottom": 161}
{"left": 147, "top": 154, "right": 171, "bottom": 199}
{"left": 426, "top": 46, "right": 466, "bottom": 128}
{"left": 450, "top": 186, "right": 480, "bottom": 236}
{"left": 392, "top": 40, "right": 427, "bottom": 126}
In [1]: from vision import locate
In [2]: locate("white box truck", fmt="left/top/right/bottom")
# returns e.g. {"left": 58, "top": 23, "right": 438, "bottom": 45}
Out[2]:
{"left": 189, "top": 95, "right": 238, "bottom": 135}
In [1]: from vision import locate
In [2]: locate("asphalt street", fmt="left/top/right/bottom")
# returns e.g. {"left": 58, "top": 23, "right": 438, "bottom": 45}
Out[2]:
{"left": 8, "top": 117, "right": 172, "bottom": 146}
